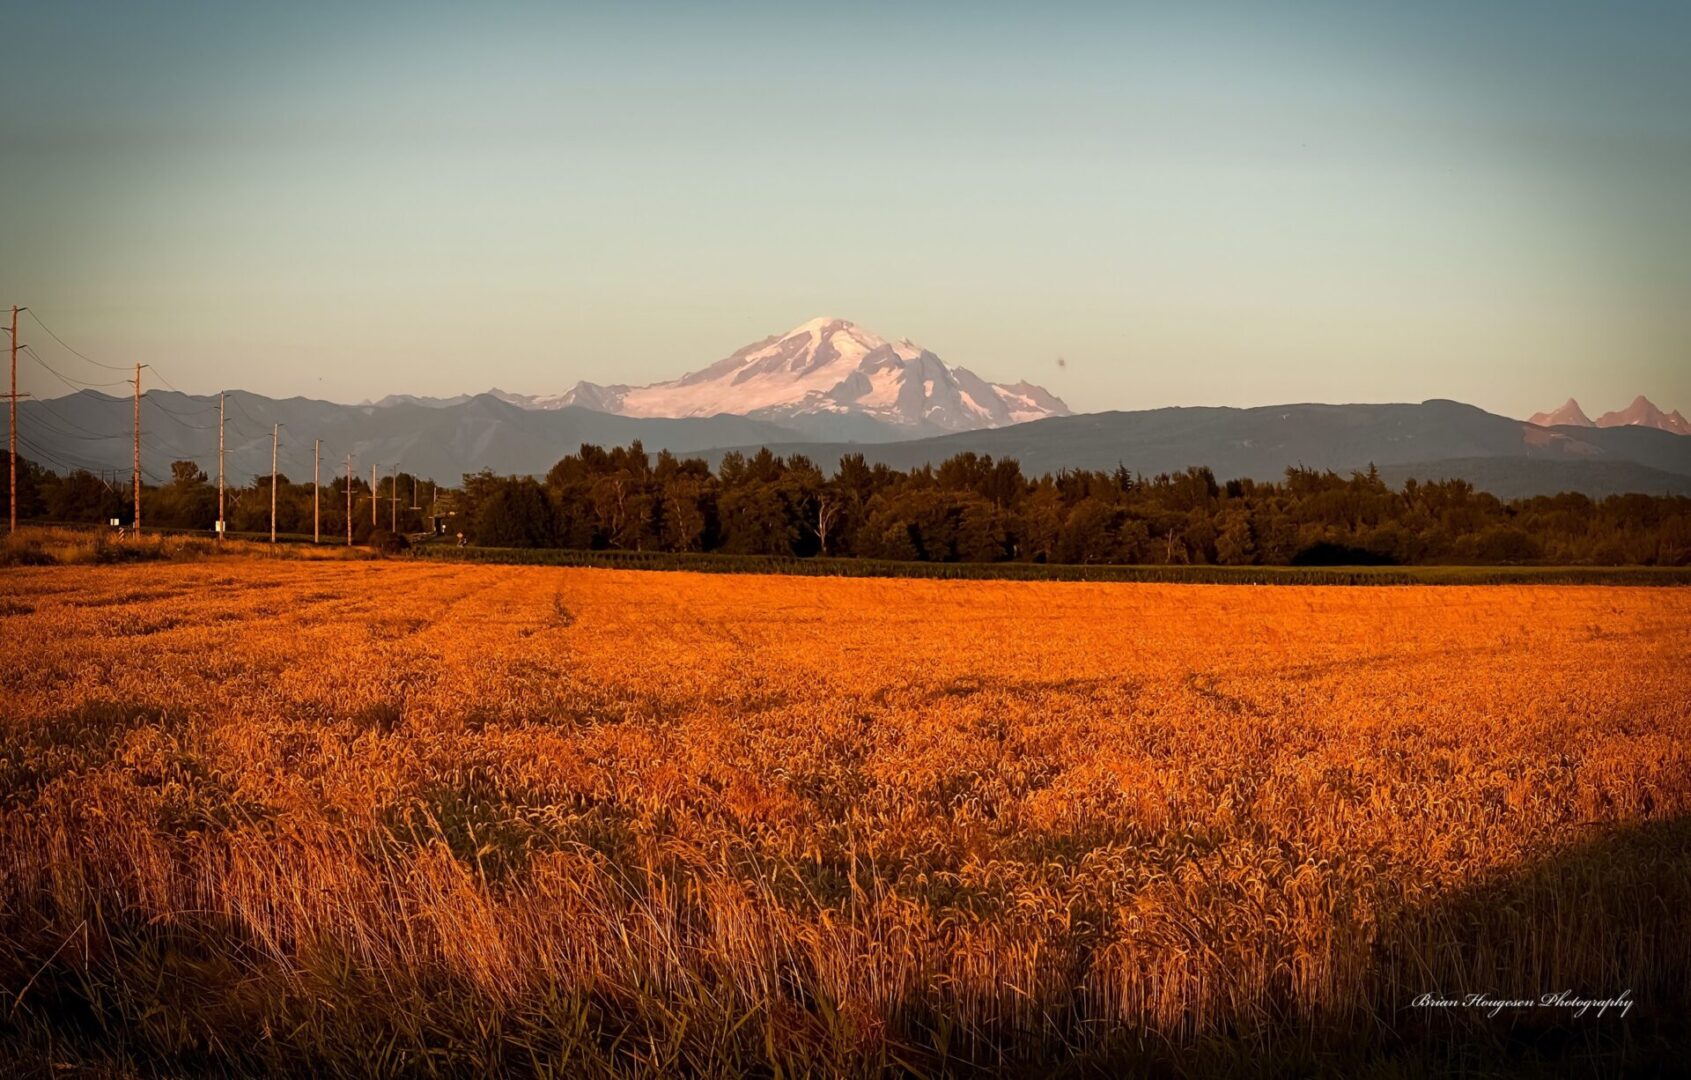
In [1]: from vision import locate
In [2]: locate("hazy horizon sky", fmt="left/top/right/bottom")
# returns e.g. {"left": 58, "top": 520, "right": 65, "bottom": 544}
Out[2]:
{"left": 2, "top": 1, "right": 1688, "bottom": 419}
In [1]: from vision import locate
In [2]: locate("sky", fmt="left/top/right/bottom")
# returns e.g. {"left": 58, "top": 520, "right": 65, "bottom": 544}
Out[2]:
{"left": 2, "top": 0, "right": 1688, "bottom": 419}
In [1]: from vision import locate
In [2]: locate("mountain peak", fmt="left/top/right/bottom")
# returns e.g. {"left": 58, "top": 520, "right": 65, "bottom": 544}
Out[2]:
{"left": 1598, "top": 396, "right": 1670, "bottom": 430}
{"left": 1527, "top": 398, "right": 1594, "bottom": 428}
{"left": 786, "top": 315, "right": 852, "bottom": 335}
{"left": 526, "top": 318, "right": 1068, "bottom": 438}
{"left": 1542, "top": 395, "right": 1691, "bottom": 436}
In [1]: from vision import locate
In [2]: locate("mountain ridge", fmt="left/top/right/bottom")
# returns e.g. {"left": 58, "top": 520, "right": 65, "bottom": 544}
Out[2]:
{"left": 18, "top": 390, "right": 1691, "bottom": 500}
{"left": 432, "top": 317, "right": 1071, "bottom": 441}
{"left": 686, "top": 399, "right": 1691, "bottom": 498}
{"left": 1529, "top": 395, "right": 1688, "bottom": 435}
{"left": 17, "top": 390, "right": 806, "bottom": 484}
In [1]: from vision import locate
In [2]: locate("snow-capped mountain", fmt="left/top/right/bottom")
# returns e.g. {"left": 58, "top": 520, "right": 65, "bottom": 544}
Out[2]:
{"left": 1530, "top": 396, "right": 1688, "bottom": 436}
{"left": 1594, "top": 396, "right": 1690, "bottom": 436}
{"left": 512, "top": 317, "right": 1069, "bottom": 440}
{"left": 1527, "top": 398, "right": 1594, "bottom": 428}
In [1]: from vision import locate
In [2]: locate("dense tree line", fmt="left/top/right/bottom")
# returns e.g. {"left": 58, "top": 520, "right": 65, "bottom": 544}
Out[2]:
{"left": 452, "top": 443, "right": 1691, "bottom": 566}
{"left": 7, "top": 446, "right": 1688, "bottom": 565}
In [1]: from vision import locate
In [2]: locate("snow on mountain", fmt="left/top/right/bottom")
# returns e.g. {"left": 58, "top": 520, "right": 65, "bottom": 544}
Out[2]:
{"left": 1530, "top": 396, "right": 1688, "bottom": 435}
{"left": 1527, "top": 398, "right": 1594, "bottom": 428}
{"left": 1593, "top": 396, "right": 1691, "bottom": 436}
{"left": 526, "top": 317, "right": 1069, "bottom": 437}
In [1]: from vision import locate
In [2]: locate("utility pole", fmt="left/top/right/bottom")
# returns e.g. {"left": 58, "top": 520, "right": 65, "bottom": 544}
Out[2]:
{"left": 313, "top": 438, "right": 321, "bottom": 544}
{"left": 217, "top": 392, "right": 226, "bottom": 542}
{"left": 345, "top": 455, "right": 353, "bottom": 546}
{"left": 390, "top": 465, "right": 398, "bottom": 533}
{"left": 133, "top": 363, "right": 143, "bottom": 536}
{"left": 7, "top": 306, "right": 23, "bottom": 534}
{"left": 371, "top": 464, "right": 378, "bottom": 527}
{"left": 270, "top": 423, "right": 280, "bottom": 543}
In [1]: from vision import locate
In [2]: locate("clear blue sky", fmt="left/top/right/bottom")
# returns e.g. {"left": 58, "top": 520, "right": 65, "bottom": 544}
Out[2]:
{"left": 3, "top": 0, "right": 1687, "bottom": 418}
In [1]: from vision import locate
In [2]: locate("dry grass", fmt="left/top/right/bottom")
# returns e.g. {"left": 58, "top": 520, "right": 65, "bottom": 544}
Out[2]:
{"left": 0, "top": 525, "right": 376, "bottom": 568}
{"left": 1, "top": 559, "right": 1687, "bottom": 1076}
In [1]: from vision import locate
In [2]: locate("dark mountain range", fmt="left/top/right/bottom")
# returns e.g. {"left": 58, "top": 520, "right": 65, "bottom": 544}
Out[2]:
{"left": 17, "top": 390, "right": 803, "bottom": 484}
{"left": 18, "top": 392, "right": 1691, "bottom": 499}
{"left": 695, "top": 400, "right": 1691, "bottom": 497}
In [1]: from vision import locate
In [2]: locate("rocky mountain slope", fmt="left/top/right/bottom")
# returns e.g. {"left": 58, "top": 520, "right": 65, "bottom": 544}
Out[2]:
{"left": 516, "top": 317, "right": 1070, "bottom": 440}
{"left": 1529, "top": 395, "right": 1688, "bottom": 435}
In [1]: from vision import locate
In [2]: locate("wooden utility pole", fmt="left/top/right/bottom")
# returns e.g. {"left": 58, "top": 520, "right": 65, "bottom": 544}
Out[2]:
{"left": 133, "top": 363, "right": 142, "bottom": 536}
{"left": 370, "top": 464, "right": 378, "bottom": 527}
{"left": 313, "top": 438, "right": 321, "bottom": 544}
{"left": 270, "top": 423, "right": 280, "bottom": 543}
{"left": 345, "top": 455, "right": 353, "bottom": 546}
{"left": 390, "top": 465, "right": 398, "bottom": 533}
{"left": 8, "top": 306, "right": 20, "bottom": 534}
{"left": 217, "top": 392, "right": 225, "bottom": 542}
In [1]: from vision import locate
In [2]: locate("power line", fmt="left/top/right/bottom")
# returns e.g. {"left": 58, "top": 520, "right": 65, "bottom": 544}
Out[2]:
{"left": 15, "top": 432, "right": 115, "bottom": 475}
{"left": 223, "top": 392, "right": 268, "bottom": 429}
{"left": 23, "top": 309, "right": 131, "bottom": 372}
{"left": 24, "top": 395, "right": 122, "bottom": 439}
{"left": 12, "top": 439, "right": 82, "bottom": 475}
{"left": 23, "top": 311, "right": 205, "bottom": 413}
{"left": 144, "top": 390, "right": 220, "bottom": 415}
{"left": 15, "top": 411, "right": 116, "bottom": 443}
{"left": 20, "top": 346, "right": 132, "bottom": 391}
{"left": 13, "top": 313, "right": 355, "bottom": 511}
{"left": 223, "top": 418, "right": 270, "bottom": 441}
{"left": 147, "top": 368, "right": 191, "bottom": 394}
{"left": 144, "top": 397, "right": 221, "bottom": 429}
{"left": 16, "top": 354, "right": 212, "bottom": 465}
{"left": 140, "top": 432, "right": 205, "bottom": 459}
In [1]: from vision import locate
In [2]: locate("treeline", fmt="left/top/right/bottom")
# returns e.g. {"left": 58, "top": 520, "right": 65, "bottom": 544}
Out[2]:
{"left": 8, "top": 446, "right": 1689, "bottom": 565}
{"left": 2, "top": 457, "right": 435, "bottom": 541}
{"left": 454, "top": 443, "right": 1691, "bottom": 566}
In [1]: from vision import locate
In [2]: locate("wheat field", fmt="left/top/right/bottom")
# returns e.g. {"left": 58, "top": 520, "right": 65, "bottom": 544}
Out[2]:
{"left": 1, "top": 559, "right": 1687, "bottom": 1076}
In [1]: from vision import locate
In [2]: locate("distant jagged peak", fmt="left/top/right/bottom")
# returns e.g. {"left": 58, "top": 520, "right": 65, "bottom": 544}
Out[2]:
{"left": 1529, "top": 395, "right": 1688, "bottom": 435}
{"left": 1527, "top": 398, "right": 1594, "bottom": 428}
{"left": 1593, "top": 395, "right": 1690, "bottom": 436}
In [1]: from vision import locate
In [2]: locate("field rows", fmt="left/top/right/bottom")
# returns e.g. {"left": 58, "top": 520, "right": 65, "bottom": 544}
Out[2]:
{"left": 1, "top": 560, "right": 1688, "bottom": 1074}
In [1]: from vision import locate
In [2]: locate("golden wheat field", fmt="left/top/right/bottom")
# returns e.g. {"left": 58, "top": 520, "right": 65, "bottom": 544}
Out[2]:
{"left": 1, "top": 558, "right": 1688, "bottom": 1076}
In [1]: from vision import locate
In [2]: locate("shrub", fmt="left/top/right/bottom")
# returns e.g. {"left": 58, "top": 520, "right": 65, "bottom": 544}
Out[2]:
{"left": 1289, "top": 541, "right": 1398, "bottom": 566}
{"left": 368, "top": 528, "right": 411, "bottom": 555}
{"left": 0, "top": 536, "right": 55, "bottom": 567}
